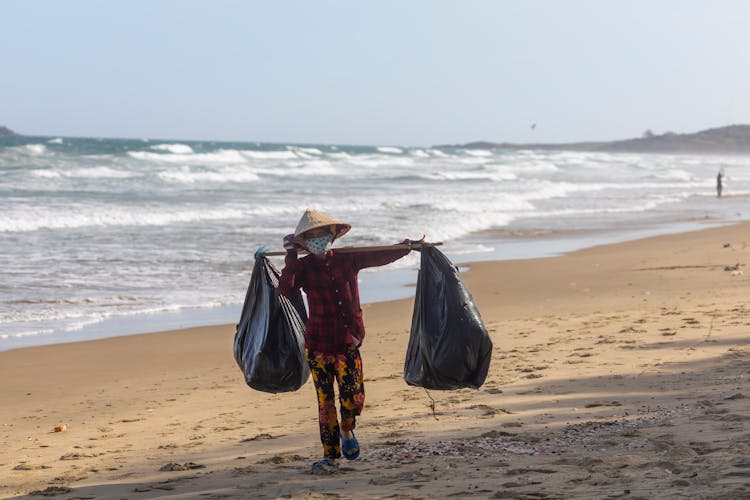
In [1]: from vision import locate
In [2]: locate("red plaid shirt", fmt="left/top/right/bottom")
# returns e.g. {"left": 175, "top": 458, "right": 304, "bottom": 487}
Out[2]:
{"left": 278, "top": 247, "right": 409, "bottom": 354}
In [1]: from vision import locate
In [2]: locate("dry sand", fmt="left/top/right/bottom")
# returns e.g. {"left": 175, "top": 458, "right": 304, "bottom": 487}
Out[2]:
{"left": 1, "top": 221, "right": 749, "bottom": 499}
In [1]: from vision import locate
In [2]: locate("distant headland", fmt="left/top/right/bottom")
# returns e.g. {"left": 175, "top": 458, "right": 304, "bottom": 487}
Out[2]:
{"left": 0, "top": 125, "right": 19, "bottom": 137}
{"left": 442, "top": 125, "right": 750, "bottom": 154}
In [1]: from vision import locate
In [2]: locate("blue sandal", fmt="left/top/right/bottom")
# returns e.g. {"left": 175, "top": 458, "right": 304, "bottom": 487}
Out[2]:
{"left": 341, "top": 432, "right": 360, "bottom": 460}
{"left": 311, "top": 458, "right": 338, "bottom": 475}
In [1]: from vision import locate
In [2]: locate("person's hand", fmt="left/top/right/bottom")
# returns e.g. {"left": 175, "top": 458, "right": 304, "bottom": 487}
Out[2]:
{"left": 402, "top": 235, "right": 425, "bottom": 251}
{"left": 254, "top": 246, "right": 269, "bottom": 260}
{"left": 283, "top": 234, "right": 297, "bottom": 250}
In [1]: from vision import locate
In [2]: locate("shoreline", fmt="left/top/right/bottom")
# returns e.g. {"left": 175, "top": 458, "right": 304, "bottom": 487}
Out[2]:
{"left": 0, "top": 217, "right": 739, "bottom": 353}
{"left": 2, "top": 219, "right": 749, "bottom": 498}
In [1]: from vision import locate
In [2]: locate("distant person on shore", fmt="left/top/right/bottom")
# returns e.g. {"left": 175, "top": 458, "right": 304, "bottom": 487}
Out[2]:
{"left": 278, "top": 209, "right": 412, "bottom": 474}
{"left": 717, "top": 169, "right": 724, "bottom": 198}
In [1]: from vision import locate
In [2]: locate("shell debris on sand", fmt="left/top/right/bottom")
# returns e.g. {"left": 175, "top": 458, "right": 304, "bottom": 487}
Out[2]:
{"left": 365, "top": 405, "right": 693, "bottom": 464}
{"left": 365, "top": 437, "right": 533, "bottom": 464}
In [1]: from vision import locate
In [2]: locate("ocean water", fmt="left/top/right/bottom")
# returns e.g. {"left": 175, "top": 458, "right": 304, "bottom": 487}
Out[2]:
{"left": 1, "top": 136, "right": 748, "bottom": 351}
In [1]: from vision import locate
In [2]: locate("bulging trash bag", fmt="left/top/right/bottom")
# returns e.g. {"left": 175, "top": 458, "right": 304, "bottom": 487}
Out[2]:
{"left": 404, "top": 247, "right": 492, "bottom": 390}
{"left": 234, "top": 256, "right": 309, "bottom": 393}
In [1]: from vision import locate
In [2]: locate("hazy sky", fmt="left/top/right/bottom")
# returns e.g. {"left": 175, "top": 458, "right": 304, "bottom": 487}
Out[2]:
{"left": 3, "top": 1, "right": 750, "bottom": 146}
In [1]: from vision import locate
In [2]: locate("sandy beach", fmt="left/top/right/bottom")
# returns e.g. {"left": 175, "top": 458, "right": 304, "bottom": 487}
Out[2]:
{"left": 2, "top": 221, "right": 749, "bottom": 499}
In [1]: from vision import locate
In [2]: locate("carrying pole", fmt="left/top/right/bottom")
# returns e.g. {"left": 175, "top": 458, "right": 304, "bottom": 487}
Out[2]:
{"left": 260, "top": 241, "right": 442, "bottom": 257}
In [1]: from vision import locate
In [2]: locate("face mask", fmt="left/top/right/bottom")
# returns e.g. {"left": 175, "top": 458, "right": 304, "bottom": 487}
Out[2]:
{"left": 306, "top": 233, "right": 334, "bottom": 255}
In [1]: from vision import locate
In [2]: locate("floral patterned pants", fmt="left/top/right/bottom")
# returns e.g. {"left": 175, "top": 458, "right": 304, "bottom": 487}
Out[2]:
{"left": 306, "top": 346, "right": 365, "bottom": 459}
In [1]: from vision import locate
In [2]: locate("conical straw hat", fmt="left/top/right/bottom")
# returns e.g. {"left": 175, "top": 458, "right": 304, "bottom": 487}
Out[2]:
{"left": 293, "top": 209, "right": 351, "bottom": 243}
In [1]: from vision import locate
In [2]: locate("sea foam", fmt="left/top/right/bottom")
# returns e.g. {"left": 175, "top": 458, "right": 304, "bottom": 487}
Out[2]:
{"left": 129, "top": 149, "right": 245, "bottom": 164}
{"left": 0, "top": 206, "right": 251, "bottom": 232}
{"left": 157, "top": 166, "right": 260, "bottom": 184}
{"left": 150, "top": 143, "right": 194, "bottom": 154}
{"left": 377, "top": 146, "right": 403, "bottom": 154}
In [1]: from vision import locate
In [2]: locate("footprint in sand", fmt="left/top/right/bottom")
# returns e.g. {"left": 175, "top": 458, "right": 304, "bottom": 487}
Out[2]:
{"left": 49, "top": 471, "right": 89, "bottom": 484}
{"left": 13, "top": 462, "right": 51, "bottom": 470}
{"left": 159, "top": 461, "right": 206, "bottom": 471}
{"left": 256, "top": 454, "right": 306, "bottom": 465}
{"left": 569, "top": 351, "right": 593, "bottom": 358}
{"left": 584, "top": 401, "right": 622, "bottom": 408}
{"left": 232, "top": 465, "right": 257, "bottom": 476}
{"left": 468, "top": 404, "right": 503, "bottom": 417}
{"left": 241, "top": 432, "right": 280, "bottom": 442}
{"left": 368, "top": 469, "right": 432, "bottom": 485}
{"left": 60, "top": 452, "right": 101, "bottom": 460}
{"left": 618, "top": 326, "right": 646, "bottom": 334}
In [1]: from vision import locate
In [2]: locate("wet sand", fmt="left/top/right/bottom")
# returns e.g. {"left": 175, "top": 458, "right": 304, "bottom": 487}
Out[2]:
{"left": 1, "top": 221, "right": 749, "bottom": 499}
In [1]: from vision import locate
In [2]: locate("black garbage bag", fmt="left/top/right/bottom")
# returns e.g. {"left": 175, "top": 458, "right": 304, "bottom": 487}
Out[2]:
{"left": 233, "top": 256, "right": 309, "bottom": 393}
{"left": 404, "top": 247, "right": 492, "bottom": 390}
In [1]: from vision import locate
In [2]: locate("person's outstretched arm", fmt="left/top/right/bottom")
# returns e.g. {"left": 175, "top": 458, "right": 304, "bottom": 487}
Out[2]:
{"left": 351, "top": 239, "right": 413, "bottom": 271}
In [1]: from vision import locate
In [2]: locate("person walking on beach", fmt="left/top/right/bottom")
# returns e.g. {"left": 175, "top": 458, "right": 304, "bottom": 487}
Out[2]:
{"left": 278, "top": 209, "right": 412, "bottom": 473}
{"left": 717, "top": 169, "right": 724, "bottom": 198}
